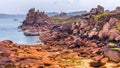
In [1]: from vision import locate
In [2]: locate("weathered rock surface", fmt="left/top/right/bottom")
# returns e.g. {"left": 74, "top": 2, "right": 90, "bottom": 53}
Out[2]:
{"left": 0, "top": 40, "right": 102, "bottom": 68}
{"left": 19, "top": 8, "right": 55, "bottom": 36}
{"left": 103, "top": 46, "right": 120, "bottom": 63}
{"left": 90, "top": 5, "right": 104, "bottom": 14}
{"left": 18, "top": 6, "right": 120, "bottom": 67}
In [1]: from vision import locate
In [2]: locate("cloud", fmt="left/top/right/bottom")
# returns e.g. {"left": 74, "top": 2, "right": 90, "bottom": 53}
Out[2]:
{"left": 0, "top": 0, "right": 120, "bottom": 14}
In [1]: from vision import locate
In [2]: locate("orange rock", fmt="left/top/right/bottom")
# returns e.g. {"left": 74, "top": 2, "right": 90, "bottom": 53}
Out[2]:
{"left": 100, "top": 57, "right": 109, "bottom": 63}
{"left": 93, "top": 55, "right": 104, "bottom": 61}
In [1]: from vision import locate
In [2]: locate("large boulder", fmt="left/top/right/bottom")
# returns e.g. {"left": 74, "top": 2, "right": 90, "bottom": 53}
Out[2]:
{"left": 103, "top": 46, "right": 120, "bottom": 63}
{"left": 109, "top": 29, "right": 119, "bottom": 40}
{"left": 109, "top": 18, "right": 118, "bottom": 26}
{"left": 88, "top": 28, "right": 98, "bottom": 38}
{"left": 22, "top": 8, "right": 53, "bottom": 27}
{"left": 97, "top": 5, "right": 104, "bottom": 14}
{"left": 98, "top": 23, "right": 110, "bottom": 38}
{"left": 116, "top": 6, "right": 120, "bottom": 12}
{"left": 90, "top": 5, "right": 104, "bottom": 14}
{"left": 90, "top": 8, "right": 97, "bottom": 15}
{"left": 115, "top": 35, "right": 120, "bottom": 41}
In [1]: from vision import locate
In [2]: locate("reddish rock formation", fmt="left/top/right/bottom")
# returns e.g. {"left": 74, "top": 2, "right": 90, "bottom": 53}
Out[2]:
{"left": 116, "top": 6, "right": 120, "bottom": 12}
{"left": 18, "top": 6, "right": 120, "bottom": 67}
{"left": 19, "top": 8, "right": 55, "bottom": 36}
{"left": 103, "top": 46, "right": 120, "bottom": 63}
{"left": 23, "top": 8, "right": 52, "bottom": 26}
{"left": 90, "top": 5, "right": 104, "bottom": 14}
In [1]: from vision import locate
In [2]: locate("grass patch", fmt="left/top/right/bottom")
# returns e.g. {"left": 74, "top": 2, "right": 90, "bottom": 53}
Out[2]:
{"left": 111, "top": 48, "right": 120, "bottom": 51}
{"left": 94, "top": 12, "right": 109, "bottom": 21}
{"left": 112, "top": 22, "right": 120, "bottom": 34}
{"left": 52, "top": 16, "right": 81, "bottom": 23}
{"left": 65, "top": 58, "right": 82, "bottom": 66}
{"left": 5, "top": 65, "right": 15, "bottom": 68}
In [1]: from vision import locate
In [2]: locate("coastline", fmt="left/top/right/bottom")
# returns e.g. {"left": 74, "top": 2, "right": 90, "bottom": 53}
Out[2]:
{"left": 1, "top": 5, "right": 120, "bottom": 68}
{"left": 0, "top": 40, "right": 119, "bottom": 68}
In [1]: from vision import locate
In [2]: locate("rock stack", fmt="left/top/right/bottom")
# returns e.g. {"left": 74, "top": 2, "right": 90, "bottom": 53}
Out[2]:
{"left": 23, "top": 8, "right": 52, "bottom": 26}
{"left": 90, "top": 5, "right": 104, "bottom": 15}
{"left": 19, "top": 8, "right": 55, "bottom": 36}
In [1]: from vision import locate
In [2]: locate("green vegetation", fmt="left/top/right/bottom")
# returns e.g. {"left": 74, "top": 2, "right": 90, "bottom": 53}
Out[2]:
{"left": 109, "top": 42, "right": 117, "bottom": 47}
{"left": 114, "top": 29, "right": 120, "bottom": 33}
{"left": 5, "top": 65, "right": 15, "bottom": 68}
{"left": 94, "top": 12, "right": 109, "bottom": 21}
{"left": 65, "top": 58, "right": 82, "bottom": 66}
{"left": 52, "top": 17, "right": 66, "bottom": 23}
{"left": 111, "top": 48, "right": 120, "bottom": 51}
{"left": 113, "top": 22, "right": 120, "bottom": 34}
{"left": 52, "top": 16, "right": 81, "bottom": 23}
{"left": 116, "top": 22, "right": 120, "bottom": 30}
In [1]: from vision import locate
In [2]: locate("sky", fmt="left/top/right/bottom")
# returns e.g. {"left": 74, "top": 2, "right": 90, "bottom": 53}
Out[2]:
{"left": 0, "top": 0, "right": 120, "bottom": 14}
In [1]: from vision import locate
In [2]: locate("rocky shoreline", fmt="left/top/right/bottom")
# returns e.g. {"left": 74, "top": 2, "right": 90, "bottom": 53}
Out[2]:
{"left": 2, "top": 5, "right": 120, "bottom": 68}
{"left": 0, "top": 40, "right": 120, "bottom": 68}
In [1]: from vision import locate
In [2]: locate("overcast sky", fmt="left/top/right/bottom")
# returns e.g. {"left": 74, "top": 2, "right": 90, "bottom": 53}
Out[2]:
{"left": 0, "top": 0, "right": 120, "bottom": 14}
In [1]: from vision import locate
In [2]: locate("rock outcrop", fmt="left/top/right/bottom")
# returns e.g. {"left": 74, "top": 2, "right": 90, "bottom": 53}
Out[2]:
{"left": 18, "top": 5, "right": 120, "bottom": 66}
{"left": 23, "top": 8, "right": 52, "bottom": 26}
{"left": 19, "top": 8, "right": 55, "bottom": 36}
{"left": 39, "top": 5, "right": 120, "bottom": 65}
{"left": 90, "top": 5, "right": 104, "bottom": 14}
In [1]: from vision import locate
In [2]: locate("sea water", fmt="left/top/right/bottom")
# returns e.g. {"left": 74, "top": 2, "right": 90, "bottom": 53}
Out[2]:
{"left": 0, "top": 18, "right": 39, "bottom": 44}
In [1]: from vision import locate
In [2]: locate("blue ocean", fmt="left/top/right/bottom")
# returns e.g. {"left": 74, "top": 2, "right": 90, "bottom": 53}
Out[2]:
{"left": 0, "top": 17, "right": 39, "bottom": 44}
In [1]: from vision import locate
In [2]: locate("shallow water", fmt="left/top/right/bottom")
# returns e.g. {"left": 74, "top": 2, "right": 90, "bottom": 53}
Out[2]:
{"left": 0, "top": 18, "right": 39, "bottom": 44}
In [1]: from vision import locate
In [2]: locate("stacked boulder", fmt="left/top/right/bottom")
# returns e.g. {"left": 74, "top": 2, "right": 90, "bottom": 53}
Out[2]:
{"left": 19, "top": 5, "right": 120, "bottom": 66}
{"left": 40, "top": 5, "right": 120, "bottom": 45}
{"left": 23, "top": 8, "right": 53, "bottom": 26}
{"left": 20, "top": 8, "right": 55, "bottom": 36}
{"left": 90, "top": 5, "right": 104, "bottom": 15}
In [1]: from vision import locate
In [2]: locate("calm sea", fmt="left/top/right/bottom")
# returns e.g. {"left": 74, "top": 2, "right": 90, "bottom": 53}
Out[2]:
{"left": 0, "top": 18, "right": 39, "bottom": 44}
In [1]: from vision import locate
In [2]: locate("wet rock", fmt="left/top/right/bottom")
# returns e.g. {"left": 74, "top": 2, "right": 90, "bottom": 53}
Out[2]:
{"left": 23, "top": 30, "right": 39, "bottom": 36}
